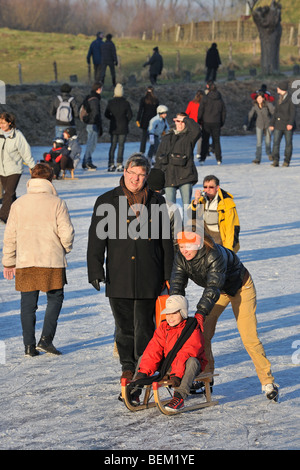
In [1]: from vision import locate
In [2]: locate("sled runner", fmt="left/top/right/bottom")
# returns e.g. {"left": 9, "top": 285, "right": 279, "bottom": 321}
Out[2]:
{"left": 121, "top": 372, "right": 219, "bottom": 415}
{"left": 62, "top": 169, "right": 78, "bottom": 180}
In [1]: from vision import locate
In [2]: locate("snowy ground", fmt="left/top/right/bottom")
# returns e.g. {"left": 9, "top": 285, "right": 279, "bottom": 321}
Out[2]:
{"left": 0, "top": 136, "right": 299, "bottom": 452}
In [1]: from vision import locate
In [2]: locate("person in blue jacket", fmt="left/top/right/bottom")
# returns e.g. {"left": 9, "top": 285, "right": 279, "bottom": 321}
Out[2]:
{"left": 87, "top": 32, "right": 104, "bottom": 81}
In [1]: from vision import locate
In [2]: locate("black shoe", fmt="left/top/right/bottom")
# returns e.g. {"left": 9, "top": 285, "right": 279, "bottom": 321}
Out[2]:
{"left": 190, "top": 378, "right": 214, "bottom": 395}
{"left": 108, "top": 165, "right": 116, "bottom": 172}
{"left": 263, "top": 383, "right": 279, "bottom": 401}
{"left": 37, "top": 336, "right": 62, "bottom": 355}
{"left": 82, "top": 163, "right": 87, "bottom": 170}
{"left": 86, "top": 163, "right": 97, "bottom": 171}
{"left": 25, "top": 345, "right": 40, "bottom": 357}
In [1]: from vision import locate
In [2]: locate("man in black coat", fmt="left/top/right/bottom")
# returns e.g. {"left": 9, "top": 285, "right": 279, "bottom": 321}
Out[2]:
{"left": 104, "top": 83, "right": 133, "bottom": 172}
{"left": 143, "top": 47, "right": 163, "bottom": 85}
{"left": 87, "top": 32, "right": 104, "bottom": 82}
{"left": 205, "top": 43, "right": 221, "bottom": 82}
{"left": 87, "top": 154, "right": 174, "bottom": 381}
{"left": 269, "top": 81, "right": 296, "bottom": 167}
{"left": 100, "top": 34, "right": 118, "bottom": 87}
{"left": 198, "top": 81, "right": 226, "bottom": 165}
{"left": 82, "top": 82, "right": 103, "bottom": 170}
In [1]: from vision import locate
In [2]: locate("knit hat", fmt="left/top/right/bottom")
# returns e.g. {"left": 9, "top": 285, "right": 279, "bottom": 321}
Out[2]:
{"left": 114, "top": 83, "right": 123, "bottom": 97}
{"left": 161, "top": 295, "right": 189, "bottom": 319}
{"left": 63, "top": 127, "right": 77, "bottom": 138}
{"left": 147, "top": 169, "right": 165, "bottom": 191}
{"left": 277, "top": 81, "right": 289, "bottom": 92}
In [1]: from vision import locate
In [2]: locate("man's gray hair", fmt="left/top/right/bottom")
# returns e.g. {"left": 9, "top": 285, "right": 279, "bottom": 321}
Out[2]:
{"left": 125, "top": 153, "right": 151, "bottom": 175}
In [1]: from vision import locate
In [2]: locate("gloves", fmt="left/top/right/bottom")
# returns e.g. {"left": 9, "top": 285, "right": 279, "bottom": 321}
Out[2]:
{"left": 55, "top": 154, "right": 62, "bottom": 163}
{"left": 170, "top": 375, "right": 181, "bottom": 388}
{"left": 44, "top": 153, "right": 51, "bottom": 162}
{"left": 136, "top": 121, "right": 140, "bottom": 128}
{"left": 195, "top": 312, "right": 205, "bottom": 332}
{"left": 133, "top": 372, "right": 148, "bottom": 381}
{"left": 91, "top": 279, "right": 101, "bottom": 291}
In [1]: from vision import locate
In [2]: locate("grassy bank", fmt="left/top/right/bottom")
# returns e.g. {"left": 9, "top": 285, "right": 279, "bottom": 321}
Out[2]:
{"left": 0, "top": 27, "right": 299, "bottom": 85}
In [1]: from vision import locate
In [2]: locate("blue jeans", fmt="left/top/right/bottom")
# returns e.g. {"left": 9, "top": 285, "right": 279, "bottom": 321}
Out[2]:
{"left": 20, "top": 289, "right": 64, "bottom": 346}
{"left": 83, "top": 124, "right": 98, "bottom": 165}
{"left": 109, "top": 134, "right": 126, "bottom": 166}
{"left": 165, "top": 183, "right": 193, "bottom": 207}
{"left": 256, "top": 127, "right": 271, "bottom": 161}
{"left": 272, "top": 129, "right": 293, "bottom": 164}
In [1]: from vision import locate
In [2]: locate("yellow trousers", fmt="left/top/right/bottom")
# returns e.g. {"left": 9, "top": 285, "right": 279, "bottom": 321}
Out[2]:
{"left": 203, "top": 275, "right": 274, "bottom": 386}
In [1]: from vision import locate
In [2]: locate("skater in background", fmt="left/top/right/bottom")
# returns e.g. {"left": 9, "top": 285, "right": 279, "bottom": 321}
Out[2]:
{"left": 246, "top": 91, "right": 274, "bottom": 164}
{"left": 185, "top": 89, "right": 204, "bottom": 161}
{"left": 169, "top": 228, "right": 279, "bottom": 401}
{"left": 87, "top": 31, "right": 104, "bottom": 82}
{"left": 136, "top": 86, "right": 159, "bottom": 154}
{"left": 205, "top": 43, "right": 221, "bottom": 82}
{"left": 147, "top": 105, "right": 169, "bottom": 164}
{"left": 269, "top": 81, "right": 296, "bottom": 167}
{"left": 155, "top": 113, "right": 200, "bottom": 206}
{"left": 87, "top": 153, "right": 174, "bottom": 383}
{"left": 105, "top": 83, "right": 133, "bottom": 172}
{"left": 2, "top": 163, "right": 74, "bottom": 357}
{"left": 50, "top": 83, "right": 78, "bottom": 139}
{"left": 0, "top": 112, "right": 35, "bottom": 224}
{"left": 143, "top": 46, "right": 163, "bottom": 85}
{"left": 130, "top": 295, "right": 207, "bottom": 411}
{"left": 63, "top": 127, "right": 82, "bottom": 170}
{"left": 191, "top": 175, "right": 240, "bottom": 253}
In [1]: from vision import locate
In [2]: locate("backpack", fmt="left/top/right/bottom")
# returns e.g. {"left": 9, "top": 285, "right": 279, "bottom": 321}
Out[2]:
{"left": 56, "top": 95, "right": 74, "bottom": 123}
{"left": 79, "top": 96, "right": 97, "bottom": 123}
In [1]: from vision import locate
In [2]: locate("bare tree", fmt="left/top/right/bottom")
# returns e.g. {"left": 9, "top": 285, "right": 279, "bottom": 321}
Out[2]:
{"left": 248, "top": 0, "right": 282, "bottom": 75}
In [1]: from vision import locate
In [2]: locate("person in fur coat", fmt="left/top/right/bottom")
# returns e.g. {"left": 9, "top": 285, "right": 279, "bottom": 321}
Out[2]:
{"left": 2, "top": 163, "right": 74, "bottom": 357}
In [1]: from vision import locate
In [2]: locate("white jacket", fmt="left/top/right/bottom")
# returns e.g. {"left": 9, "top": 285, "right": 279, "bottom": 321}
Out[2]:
{"left": 2, "top": 178, "right": 74, "bottom": 268}
{"left": 0, "top": 129, "right": 35, "bottom": 177}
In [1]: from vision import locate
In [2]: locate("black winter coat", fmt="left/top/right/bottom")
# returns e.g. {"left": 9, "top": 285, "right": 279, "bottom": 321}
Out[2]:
{"left": 144, "top": 52, "right": 163, "bottom": 75}
{"left": 155, "top": 116, "right": 201, "bottom": 188}
{"left": 170, "top": 244, "right": 246, "bottom": 317}
{"left": 87, "top": 186, "right": 174, "bottom": 299}
{"left": 105, "top": 97, "right": 133, "bottom": 135}
{"left": 205, "top": 46, "right": 221, "bottom": 69}
{"left": 269, "top": 93, "right": 296, "bottom": 131}
{"left": 198, "top": 90, "right": 226, "bottom": 126}
{"left": 83, "top": 91, "right": 102, "bottom": 128}
{"left": 136, "top": 97, "right": 159, "bottom": 130}
{"left": 101, "top": 40, "right": 118, "bottom": 65}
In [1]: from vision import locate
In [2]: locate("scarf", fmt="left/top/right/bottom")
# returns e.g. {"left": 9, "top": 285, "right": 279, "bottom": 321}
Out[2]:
{"left": 120, "top": 175, "right": 149, "bottom": 218}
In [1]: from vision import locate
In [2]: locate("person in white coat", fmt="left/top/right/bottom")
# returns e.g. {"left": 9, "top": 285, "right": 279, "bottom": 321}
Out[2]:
{"left": 2, "top": 163, "right": 74, "bottom": 357}
{"left": 0, "top": 112, "right": 35, "bottom": 223}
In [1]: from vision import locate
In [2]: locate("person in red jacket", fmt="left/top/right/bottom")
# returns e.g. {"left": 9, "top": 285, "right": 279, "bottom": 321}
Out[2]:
{"left": 132, "top": 295, "right": 207, "bottom": 412}
{"left": 185, "top": 89, "right": 204, "bottom": 161}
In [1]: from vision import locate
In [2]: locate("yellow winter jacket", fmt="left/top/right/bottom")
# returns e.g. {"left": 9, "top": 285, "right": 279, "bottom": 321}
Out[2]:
{"left": 191, "top": 188, "right": 240, "bottom": 253}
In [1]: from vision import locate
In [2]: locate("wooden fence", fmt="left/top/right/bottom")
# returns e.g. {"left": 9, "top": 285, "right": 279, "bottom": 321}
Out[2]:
{"left": 152, "top": 18, "right": 300, "bottom": 46}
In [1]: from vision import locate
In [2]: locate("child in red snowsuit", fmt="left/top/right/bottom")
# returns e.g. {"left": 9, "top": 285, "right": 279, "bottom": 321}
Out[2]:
{"left": 133, "top": 295, "right": 207, "bottom": 412}
{"left": 43, "top": 138, "right": 72, "bottom": 179}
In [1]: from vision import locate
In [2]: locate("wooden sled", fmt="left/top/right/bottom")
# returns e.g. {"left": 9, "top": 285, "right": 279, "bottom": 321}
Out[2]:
{"left": 62, "top": 169, "right": 78, "bottom": 180}
{"left": 121, "top": 372, "right": 219, "bottom": 415}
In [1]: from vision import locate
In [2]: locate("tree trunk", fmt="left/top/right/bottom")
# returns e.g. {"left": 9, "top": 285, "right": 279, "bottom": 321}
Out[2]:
{"left": 251, "top": 1, "right": 282, "bottom": 75}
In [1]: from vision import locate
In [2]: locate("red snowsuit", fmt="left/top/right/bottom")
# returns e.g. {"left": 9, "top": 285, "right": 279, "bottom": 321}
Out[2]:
{"left": 138, "top": 319, "right": 207, "bottom": 379}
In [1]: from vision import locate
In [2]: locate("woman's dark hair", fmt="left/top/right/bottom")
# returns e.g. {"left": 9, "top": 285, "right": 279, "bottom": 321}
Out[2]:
{"left": 0, "top": 112, "right": 16, "bottom": 129}
{"left": 193, "top": 89, "right": 204, "bottom": 104}
{"left": 144, "top": 86, "right": 158, "bottom": 105}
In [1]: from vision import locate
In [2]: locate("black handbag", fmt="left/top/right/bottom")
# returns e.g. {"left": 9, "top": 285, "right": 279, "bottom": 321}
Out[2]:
{"left": 170, "top": 153, "right": 187, "bottom": 166}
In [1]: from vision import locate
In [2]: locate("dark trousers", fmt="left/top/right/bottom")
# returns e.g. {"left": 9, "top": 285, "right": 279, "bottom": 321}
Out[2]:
{"left": 206, "top": 67, "right": 217, "bottom": 82}
{"left": 139, "top": 128, "right": 148, "bottom": 154}
{"left": 201, "top": 123, "right": 222, "bottom": 162}
{"left": 108, "top": 134, "right": 126, "bottom": 166}
{"left": 20, "top": 289, "right": 64, "bottom": 346}
{"left": 109, "top": 298, "right": 156, "bottom": 372}
{"left": 100, "top": 63, "right": 116, "bottom": 86}
{"left": 272, "top": 129, "right": 293, "bottom": 164}
{"left": 0, "top": 173, "right": 21, "bottom": 222}
{"left": 94, "top": 64, "right": 102, "bottom": 82}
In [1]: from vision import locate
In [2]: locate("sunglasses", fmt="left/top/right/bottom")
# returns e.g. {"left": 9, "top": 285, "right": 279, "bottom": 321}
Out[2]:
{"left": 203, "top": 185, "right": 217, "bottom": 189}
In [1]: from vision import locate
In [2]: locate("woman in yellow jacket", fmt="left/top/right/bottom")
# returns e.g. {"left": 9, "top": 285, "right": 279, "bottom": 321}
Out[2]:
{"left": 191, "top": 175, "right": 240, "bottom": 253}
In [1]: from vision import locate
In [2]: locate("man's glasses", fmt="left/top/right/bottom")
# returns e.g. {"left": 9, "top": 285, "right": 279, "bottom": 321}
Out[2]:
{"left": 126, "top": 169, "right": 147, "bottom": 179}
{"left": 203, "top": 185, "right": 217, "bottom": 189}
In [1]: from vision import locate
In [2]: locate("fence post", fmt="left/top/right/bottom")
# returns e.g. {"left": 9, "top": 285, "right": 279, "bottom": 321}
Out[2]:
{"left": 211, "top": 20, "right": 215, "bottom": 41}
{"left": 18, "top": 63, "right": 23, "bottom": 84}
{"left": 53, "top": 61, "right": 58, "bottom": 82}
